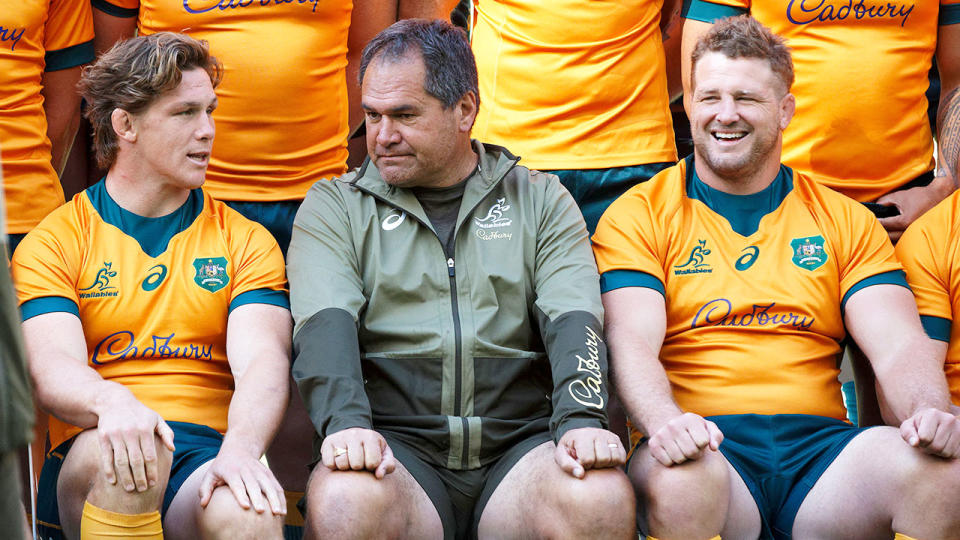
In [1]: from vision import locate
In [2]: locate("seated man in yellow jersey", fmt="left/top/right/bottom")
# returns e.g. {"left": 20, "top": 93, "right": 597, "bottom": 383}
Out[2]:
{"left": 12, "top": 33, "right": 291, "bottom": 540}
{"left": 897, "top": 187, "right": 960, "bottom": 417}
{"left": 593, "top": 16, "right": 960, "bottom": 540}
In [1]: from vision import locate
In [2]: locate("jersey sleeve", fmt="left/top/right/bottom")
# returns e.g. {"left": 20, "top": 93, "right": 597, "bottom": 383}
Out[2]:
{"left": 91, "top": 0, "right": 140, "bottom": 18}
{"left": 44, "top": 0, "right": 94, "bottom": 71}
{"left": 225, "top": 215, "right": 289, "bottom": 312}
{"left": 896, "top": 205, "right": 953, "bottom": 342}
{"left": 829, "top": 198, "right": 907, "bottom": 310}
{"left": 11, "top": 208, "right": 84, "bottom": 320}
{"left": 941, "top": 0, "right": 960, "bottom": 25}
{"left": 682, "top": 0, "right": 749, "bottom": 23}
{"left": 592, "top": 186, "right": 667, "bottom": 296}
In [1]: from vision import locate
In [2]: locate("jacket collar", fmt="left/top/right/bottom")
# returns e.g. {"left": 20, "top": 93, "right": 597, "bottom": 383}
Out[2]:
{"left": 350, "top": 140, "right": 521, "bottom": 224}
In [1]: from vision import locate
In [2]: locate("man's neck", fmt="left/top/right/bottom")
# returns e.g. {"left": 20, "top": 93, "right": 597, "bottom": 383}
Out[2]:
{"left": 104, "top": 162, "right": 191, "bottom": 218}
{"left": 694, "top": 150, "right": 784, "bottom": 196}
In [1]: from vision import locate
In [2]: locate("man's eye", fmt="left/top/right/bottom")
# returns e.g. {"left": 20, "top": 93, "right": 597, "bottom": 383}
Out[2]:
{"left": 366, "top": 112, "right": 381, "bottom": 121}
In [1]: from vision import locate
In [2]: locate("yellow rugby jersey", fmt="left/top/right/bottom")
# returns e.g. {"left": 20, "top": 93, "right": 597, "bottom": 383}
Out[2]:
{"left": 471, "top": 0, "right": 677, "bottom": 170}
{"left": 1, "top": 0, "right": 93, "bottom": 234}
{"left": 896, "top": 192, "right": 960, "bottom": 404}
{"left": 93, "top": 0, "right": 351, "bottom": 201}
{"left": 684, "top": 0, "right": 960, "bottom": 202}
{"left": 12, "top": 182, "right": 289, "bottom": 448}
{"left": 593, "top": 157, "right": 905, "bottom": 419}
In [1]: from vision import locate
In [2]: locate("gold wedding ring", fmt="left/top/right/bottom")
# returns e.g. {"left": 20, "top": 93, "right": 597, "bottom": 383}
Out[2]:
{"left": 333, "top": 447, "right": 347, "bottom": 457}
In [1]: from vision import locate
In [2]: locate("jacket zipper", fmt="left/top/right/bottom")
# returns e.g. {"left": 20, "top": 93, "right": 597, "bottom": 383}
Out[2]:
{"left": 354, "top": 157, "right": 520, "bottom": 465}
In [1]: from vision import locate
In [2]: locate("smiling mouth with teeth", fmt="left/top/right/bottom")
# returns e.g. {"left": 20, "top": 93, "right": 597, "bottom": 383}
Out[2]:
{"left": 714, "top": 132, "right": 746, "bottom": 141}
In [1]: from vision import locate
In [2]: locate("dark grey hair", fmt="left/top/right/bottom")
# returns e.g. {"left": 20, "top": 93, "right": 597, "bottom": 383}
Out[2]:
{"left": 358, "top": 18, "right": 479, "bottom": 109}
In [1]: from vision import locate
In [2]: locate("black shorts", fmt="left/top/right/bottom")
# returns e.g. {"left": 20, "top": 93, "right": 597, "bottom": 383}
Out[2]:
{"left": 386, "top": 431, "right": 551, "bottom": 540}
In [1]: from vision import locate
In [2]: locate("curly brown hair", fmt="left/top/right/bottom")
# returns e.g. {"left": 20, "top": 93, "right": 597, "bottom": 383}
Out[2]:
{"left": 79, "top": 32, "right": 222, "bottom": 168}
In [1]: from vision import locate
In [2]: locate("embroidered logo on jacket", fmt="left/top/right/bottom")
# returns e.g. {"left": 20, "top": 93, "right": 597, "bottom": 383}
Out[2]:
{"left": 382, "top": 211, "right": 405, "bottom": 231}
{"left": 192, "top": 257, "right": 230, "bottom": 292}
{"left": 474, "top": 198, "right": 512, "bottom": 229}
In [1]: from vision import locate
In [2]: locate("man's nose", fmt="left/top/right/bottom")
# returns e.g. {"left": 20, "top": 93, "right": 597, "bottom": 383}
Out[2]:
{"left": 196, "top": 113, "right": 215, "bottom": 140}
{"left": 715, "top": 96, "right": 739, "bottom": 123}
{"left": 376, "top": 117, "right": 401, "bottom": 146}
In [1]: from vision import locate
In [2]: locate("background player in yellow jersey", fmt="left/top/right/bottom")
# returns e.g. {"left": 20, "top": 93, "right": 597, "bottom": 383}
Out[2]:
{"left": 12, "top": 33, "right": 292, "bottom": 540}
{"left": 470, "top": 0, "right": 680, "bottom": 234}
{"left": 680, "top": 0, "right": 960, "bottom": 243}
{"left": 594, "top": 17, "right": 960, "bottom": 539}
{"left": 897, "top": 191, "right": 960, "bottom": 407}
{"left": 1, "top": 0, "right": 93, "bottom": 253}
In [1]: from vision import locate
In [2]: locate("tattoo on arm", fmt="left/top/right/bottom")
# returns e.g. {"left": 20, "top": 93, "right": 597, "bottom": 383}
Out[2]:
{"left": 937, "top": 87, "right": 960, "bottom": 187}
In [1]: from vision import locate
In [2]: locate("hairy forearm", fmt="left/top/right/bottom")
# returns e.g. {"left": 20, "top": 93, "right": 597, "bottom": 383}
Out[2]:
{"left": 937, "top": 86, "right": 960, "bottom": 187}
{"left": 223, "top": 358, "right": 288, "bottom": 457}
{"left": 33, "top": 359, "right": 133, "bottom": 429}
{"left": 606, "top": 325, "right": 682, "bottom": 434}
{"left": 873, "top": 333, "right": 951, "bottom": 422}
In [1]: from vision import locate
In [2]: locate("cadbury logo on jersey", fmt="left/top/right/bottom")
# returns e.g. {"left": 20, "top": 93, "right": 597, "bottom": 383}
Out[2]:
{"left": 787, "top": 0, "right": 915, "bottom": 27}
{"left": 183, "top": 0, "right": 322, "bottom": 15}
{"left": 674, "top": 239, "right": 713, "bottom": 275}
{"left": 79, "top": 262, "right": 119, "bottom": 299}
{"left": 0, "top": 26, "right": 25, "bottom": 51}
{"left": 91, "top": 331, "right": 213, "bottom": 365}
{"left": 692, "top": 299, "right": 816, "bottom": 330}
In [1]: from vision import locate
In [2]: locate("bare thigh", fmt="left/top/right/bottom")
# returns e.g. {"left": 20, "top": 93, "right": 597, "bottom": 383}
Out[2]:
{"left": 793, "top": 426, "right": 960, "bottom": 540}
{"left": 629, "top": 444, "right": 762, "bottom": 540}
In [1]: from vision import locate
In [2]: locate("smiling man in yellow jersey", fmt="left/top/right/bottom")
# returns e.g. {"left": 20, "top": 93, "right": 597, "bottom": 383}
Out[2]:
{"left": 470, "top": 0, "right": 680, "bottom": 234}
{"left": 13, "top": 33, "right": 291, "bottom": 540}
{"left": 680, "top": 0, "right": 960, "bottom": 243}
{"left": 896, "top": 192, "right": 960, "bottom": 408}
{"left": 1, "top": 0, "right": 93, "bottom": 253}
{"left": 595, "top": 17, "right": 960, "bottom": 540}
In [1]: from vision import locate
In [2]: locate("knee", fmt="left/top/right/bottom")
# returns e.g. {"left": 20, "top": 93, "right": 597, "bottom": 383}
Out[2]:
{"left": 546, "top": 468, "right": 636, "bottom": 538}
{"left": 197, "top": 488, "right": 283, "bottom": 540}
{"left": 635, "top": 448, "right": 730, "bottom": 527}
{"left": 304, "top": 468, "right": 396, "bottom": 536}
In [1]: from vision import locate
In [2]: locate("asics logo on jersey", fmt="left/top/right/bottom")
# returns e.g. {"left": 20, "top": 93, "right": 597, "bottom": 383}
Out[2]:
{"left": 786, "top": 0, "right": 915, "bottom": 28}
{"left": 0, "top": 26, "right": 25, "bottom": 51}
{"left": 382, "top": 211, "right": 406, "bottom": 231}
{"left": 474, "top": 198, "right": 512, "bottom": 229}
{"left": 79, "top": 262, "right": 118, "bottom": 296}
{"left": 142, "top": 265, "right": 168, "bottom": 292}
{"left": 736, "top": 246, "right": 760, "bottom": 271}
{"left": 674, "top": 239, "right": 713, "bottom": 275}
{"left": 183, "top": 0, "right": 322, "bottom": 15}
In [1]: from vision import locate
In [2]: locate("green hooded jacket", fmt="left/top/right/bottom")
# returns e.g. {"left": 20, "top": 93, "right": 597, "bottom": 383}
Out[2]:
{"left": 289, "top": 142, "right": 609, "bottom": 470}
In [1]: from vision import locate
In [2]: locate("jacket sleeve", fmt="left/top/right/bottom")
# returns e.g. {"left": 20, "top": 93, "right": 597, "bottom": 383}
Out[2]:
{"left": 288, "top": 179, "right": 373, "bottom": 438}
{"left": 531, "top": 173, "right": 610, "bottom": 442}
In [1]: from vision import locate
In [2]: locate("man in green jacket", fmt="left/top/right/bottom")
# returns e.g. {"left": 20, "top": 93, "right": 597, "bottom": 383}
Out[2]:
{"left": 288, "top": 19, "right": 635, "bottom": 540}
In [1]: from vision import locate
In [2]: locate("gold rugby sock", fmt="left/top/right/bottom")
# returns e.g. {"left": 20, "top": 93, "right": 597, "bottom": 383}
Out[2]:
{"left": 80, "top": 501, "right": 162, "bottom": 539}
{"left": 284, "top": 490, "right": 305, "bottom": 527}
{"left": 894, "top": 535, "right": 919, "bottom": 540}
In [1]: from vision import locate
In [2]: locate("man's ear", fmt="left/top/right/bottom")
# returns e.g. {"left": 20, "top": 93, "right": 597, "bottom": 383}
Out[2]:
{"left": 111, "top": 108, "right": 137, "bottom": 143}
{"left": 779, "top": 92, "right": 796, "bottom": 131}
{"left": 458, "top": 90, "right": 479, "bottom": 133}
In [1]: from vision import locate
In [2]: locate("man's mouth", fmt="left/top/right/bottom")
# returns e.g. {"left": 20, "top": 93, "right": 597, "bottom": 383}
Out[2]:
{"left": 187, "top": 152, "right": 209, "bottom": 164}
{"left": 712, "top": 131, "right": 747, "bottom": 142}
